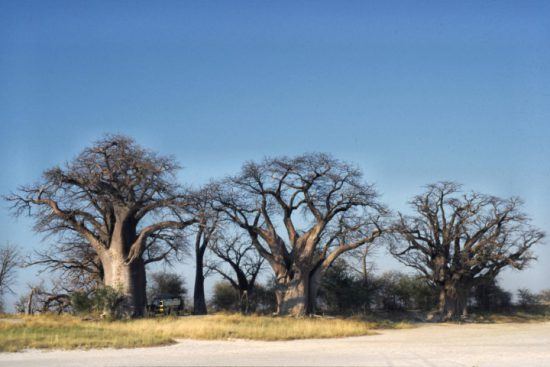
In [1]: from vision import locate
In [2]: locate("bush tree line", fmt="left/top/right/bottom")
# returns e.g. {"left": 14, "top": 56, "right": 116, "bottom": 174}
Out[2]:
{"left": 3, "top": 135, "right": 546, "bottom": 320}
{"left": 210, "top": 263, "right": 550, "bottom": 316}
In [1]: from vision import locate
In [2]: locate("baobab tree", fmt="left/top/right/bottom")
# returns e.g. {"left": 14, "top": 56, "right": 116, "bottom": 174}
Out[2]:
{"left": 6, "top": 135, "right": 195, "bottom": 316}
{"left": 208, "top": 233, "right": 264, "bottom": 313}
{"left": 391, "top": 182, "right": 544, "bottom": 321}
{"left": 214, "top": 153, "right": 387, "bottom": 316}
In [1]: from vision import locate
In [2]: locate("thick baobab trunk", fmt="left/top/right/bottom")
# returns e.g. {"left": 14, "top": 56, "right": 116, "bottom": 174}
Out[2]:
{"left": 193, "top": 253, "right": 207, "bottom": 315}
{"left": 306, "top": 268, "right": 322, "bottom": 315}
{"left": 102, "top": 252, "right": 146, "bottom": 317}
{"left": 275, "top": 269, "right": 310, "bottom": 316}
{"left": 435, "top": 282, "right": 469, "bottom": 321}
{"left": 274, "top": 265, "right": 327, "bottom": 316}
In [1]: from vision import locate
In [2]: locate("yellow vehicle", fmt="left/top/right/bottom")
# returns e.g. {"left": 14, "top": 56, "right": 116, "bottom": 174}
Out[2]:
{"left": 148, "top": 294, "right": 184, "bottom": 316}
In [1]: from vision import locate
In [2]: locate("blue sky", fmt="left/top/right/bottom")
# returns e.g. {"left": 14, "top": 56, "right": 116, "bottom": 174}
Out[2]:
{"left": 1, "top": 1, "right": 549, "bottom": 308}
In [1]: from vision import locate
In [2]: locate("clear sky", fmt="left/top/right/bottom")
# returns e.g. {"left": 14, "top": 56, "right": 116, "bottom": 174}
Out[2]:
{"left": 1, "top": 1, "right": 549, "bottom": 309}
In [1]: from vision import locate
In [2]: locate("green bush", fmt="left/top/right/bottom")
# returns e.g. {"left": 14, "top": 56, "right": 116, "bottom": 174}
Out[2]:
{"left": 70, "top": 291, "right": 93, "bottom": 314}
{"left": 319, "top": 262, "right": 438, "bottom": 315}
{"left": 251, "top": 282, "right": 277, "bottom": 314}
{"left": 472, "top": 280, "right": 512, "bottom": 312}
{"left": 319, "top": 260, "right": 375, "bottom": 314}
{"left": 92, "top": 286, "right": 125, "bottom": 316}
{"left": 210, "top": 281, "right": 276, "bottom": 314}
{"left": 211, "top": 282, "right": 240, "bottom": 311}
{"left": 373, "top": 271, "right": 437, "bottom": 312}
{"left": 68, "top": 286, "right": 125, "bottom": 318}
{"left": 147, "top": 272, "right": 187, "bottom": 300}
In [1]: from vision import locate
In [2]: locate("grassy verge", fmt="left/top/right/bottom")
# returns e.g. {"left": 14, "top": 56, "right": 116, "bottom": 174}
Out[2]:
{"left": 0, "top": 313, "right": 403, "bottom": 352}
{"left": 468, "top": 306, "right": 550, "bottom": 323}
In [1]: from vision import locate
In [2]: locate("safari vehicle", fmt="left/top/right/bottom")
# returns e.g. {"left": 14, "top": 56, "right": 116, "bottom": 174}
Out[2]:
{"left": 147, "top": 294, "right": 184, "bottom": 316}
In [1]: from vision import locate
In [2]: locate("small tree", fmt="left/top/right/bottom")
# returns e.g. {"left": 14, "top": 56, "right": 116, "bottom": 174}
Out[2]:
{"left": 0, "top": 243, "right": 19, "bottom": 312}
{"left": 148, "top": 271, "right": 186, "bottom": 300}
{"left": 189, "top": 187, "right": 220, "bottom": 315}
{"left": 391, "top": 182, "right": 544, "bottom": 321}
{"left": 346, "top": 244, "right": 377, "bottom": 282}
{"left": 17, "top": 284, "right": 41, "bottom": 315}
{"left": 208, "top": 234, "right": 264, "bottom": 314}
{"left": 211, "top": 282, "right": 240, "bottom": 311}
{"left": 517, "top": 288, "right": 540, "bottom": 308}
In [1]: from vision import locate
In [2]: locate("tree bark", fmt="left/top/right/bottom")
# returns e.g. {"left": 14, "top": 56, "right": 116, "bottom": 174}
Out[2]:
{"left": 435, "top": 281, "right": 469, "bottom": 321}
{"left": 239, "top": 289, "right": 250, "bottom": 314}
{"left": 26, "top": 288, "right": 35, "bottom": 315}
{"left": 273, "top": 264, "right": 330, "bottom": 316}
{"left": 193, "top": 252, "right": 207, "bottom": 315}
{"left": 102, "top": 252, "right": 146, "bottom": 317}
{"left": 275, "top": 268, "right": 310, "bottom": 316}
{"left": 306, "top": 268, "right": 322, "bottom": 315}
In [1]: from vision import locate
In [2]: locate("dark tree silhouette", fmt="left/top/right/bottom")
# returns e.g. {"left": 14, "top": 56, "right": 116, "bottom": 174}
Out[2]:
{"left": 208, "top": 233, "right": 264, "bottom": 314}
{"left": 189, "top": 187, "right": 220, "bottom": 315}
{"left": 0, "top": 243, "right": 19, "bottom": 311}
{"left": 6, "top": 135, "right": 195, "bottom": 316}
{"left": 391, "top": 182, "right": 544, "bottom": 321}
{"left": 27, "top": 238, "right": 103, "bottom": 292}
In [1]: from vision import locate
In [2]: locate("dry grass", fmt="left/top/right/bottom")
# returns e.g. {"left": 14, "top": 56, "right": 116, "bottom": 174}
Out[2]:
{"left": 4, "top": 309, "right": 546, "bottom": 352}
{"left": 0, "top": 313, "right": 398, "bottom": 352}
{"left": 0, "top": 314, "right": 171, "bottom": 352}
{"left": 469, "top": 307, "right": 550, "bottom": 324}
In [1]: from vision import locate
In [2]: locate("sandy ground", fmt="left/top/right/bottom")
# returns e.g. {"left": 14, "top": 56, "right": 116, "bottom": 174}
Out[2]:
{"left": 1, "top": 322, "right": 549, "bottom": 367}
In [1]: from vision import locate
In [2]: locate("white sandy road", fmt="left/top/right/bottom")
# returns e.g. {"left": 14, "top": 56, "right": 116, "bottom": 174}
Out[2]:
{"left": 1, "top": 322, "right": 549, "bottom": 367}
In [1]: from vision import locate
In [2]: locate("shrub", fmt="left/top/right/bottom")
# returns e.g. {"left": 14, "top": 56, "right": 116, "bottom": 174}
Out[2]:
{"left": 538, "top": 289, "right": 550, "bottom": 304}
{"left": 147, "top": 272, "right": 187, "bottom": 300}
{"left": 319, "top": 263, "right": 438, "bottom": 315}
{"left": 67, "top": 286, "right": 125, "bottom": 318}
{"left": 517, "top": 288, "right": 540, "bottom": 308}
{"left": 250, "top": 283, "right": 277, "bottom": 314}
{"left": 92, "top": 286, "right": 125, "bottom": 317}
{"left": 373, "top": 271, "right": 436, "bottom": 312}
{"left": 472, "top": 280, "right": 512, "bottom": 312}
{"left": 210, "top": 280, "right": 276, "bottom": 314}
{"left": 319, "top": 260, "right": 375, "bottom": 314}
{"left": 70, "top": 291, "right": 92, "bottom": 314}
{"left": 211, "top": 282, "right": 240, "bottom": 311}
